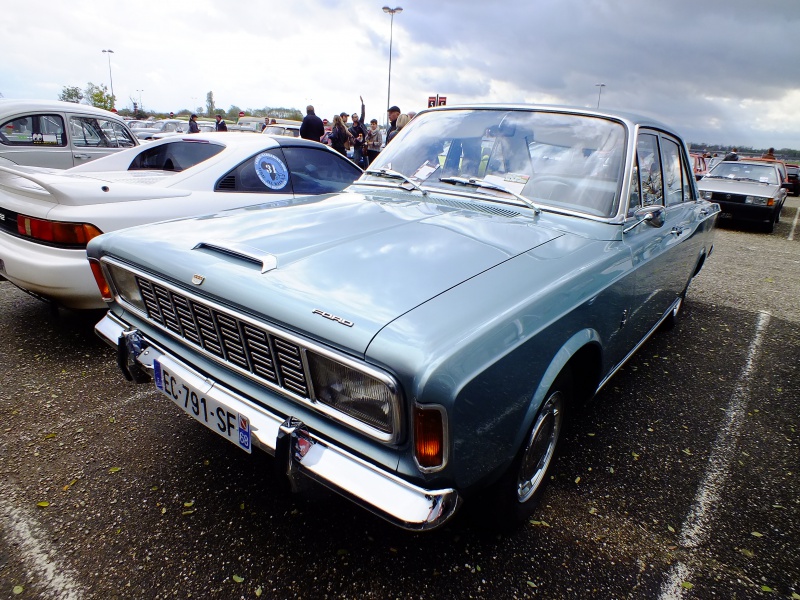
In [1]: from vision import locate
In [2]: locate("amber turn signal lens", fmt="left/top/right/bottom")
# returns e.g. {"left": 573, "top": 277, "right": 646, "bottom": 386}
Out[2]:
{"left": 414, "top": 406, "right": 444, "bottom": 469}
{"left": 88, "top": 259, "right": 112, "bottom": 301}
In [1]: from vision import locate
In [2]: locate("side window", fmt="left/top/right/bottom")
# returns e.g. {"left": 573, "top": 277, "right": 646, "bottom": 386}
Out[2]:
{"left": 111, "top": 122, "right": 137, "bottom": 148}
{"left": 71, "top": 116, "right": 111, "bottom": 147}
{"left": 637, "top": 133, "right": 663, "bottom": 207}
{"left": 215, "top": 148, "right": 294, "bottom": 193}
{"left": 661, "top": 138, "right": 686, "bottom": 206}
{"left": 282, "top": 146, "right": 362, "bottom": 194}
{"left": 0, "top": 114, "right": 66, "bottom": 146}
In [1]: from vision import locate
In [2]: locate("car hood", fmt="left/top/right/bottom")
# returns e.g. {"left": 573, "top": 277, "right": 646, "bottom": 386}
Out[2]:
{"left": 94, "top": 192, "right": 569, "bottom": 355}
{"left": 698, "top": 177, "right": 781, "bottom": 195}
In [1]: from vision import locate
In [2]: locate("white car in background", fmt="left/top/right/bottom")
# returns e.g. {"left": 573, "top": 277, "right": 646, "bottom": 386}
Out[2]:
{"left": 132, "top": 119, "right": 191, "bottom": 141}
{"left": 0, "top": 99, "right": 138, "bottom": 169}
{"left": 0, "top": 132, "right": 363, "bottom": 309}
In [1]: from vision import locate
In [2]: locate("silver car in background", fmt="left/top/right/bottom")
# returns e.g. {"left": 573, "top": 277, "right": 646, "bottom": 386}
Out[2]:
{"left": 0, "top": 99, "right": 138, "bottom": 169}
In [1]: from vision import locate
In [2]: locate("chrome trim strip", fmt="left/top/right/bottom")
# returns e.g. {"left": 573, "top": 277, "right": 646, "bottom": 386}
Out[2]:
{"left": 99, "top": 257, "right": 402, "bottom": 444}
{"left": 94, "top": 314, "right": 460, "bottom": 531}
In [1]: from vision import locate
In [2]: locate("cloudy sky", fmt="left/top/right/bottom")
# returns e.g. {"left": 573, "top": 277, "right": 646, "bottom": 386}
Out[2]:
{"left": 2, "top": 0, "right": 799, "bottom": 149}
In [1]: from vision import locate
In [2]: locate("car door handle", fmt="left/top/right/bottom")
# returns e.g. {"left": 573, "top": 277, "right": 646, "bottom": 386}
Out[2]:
{"left": 671, "top": 227, "right": 684, "bottom": 236}
{"left": 74, "top": 153, "right": 91, "bottom": 159}
{"left": 699, "top": 208, "right": 709, "bottom": 215}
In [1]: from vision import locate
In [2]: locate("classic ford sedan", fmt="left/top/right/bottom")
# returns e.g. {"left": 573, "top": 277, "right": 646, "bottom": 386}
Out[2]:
{"left": 88, "top": 105, "right": 719, "bottom": 531}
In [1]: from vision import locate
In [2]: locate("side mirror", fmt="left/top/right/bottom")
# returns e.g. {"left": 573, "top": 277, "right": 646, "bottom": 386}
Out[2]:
{"left": 623, "top": 205, "right": 665, "bottom": 234}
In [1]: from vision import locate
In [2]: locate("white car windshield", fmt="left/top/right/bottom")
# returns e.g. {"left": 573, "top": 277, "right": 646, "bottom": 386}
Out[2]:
{"left": 366, "top": 109, "right": 626, "bottom": 217}
{"left": 706, "top": 162, "right": 779, "bottom": 185}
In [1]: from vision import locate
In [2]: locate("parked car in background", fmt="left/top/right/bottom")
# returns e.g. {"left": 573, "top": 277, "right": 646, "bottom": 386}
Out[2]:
{"left": 152, "top": 121, "right": 215, "bottom": 139}
{"left": 0, "top": 133, "right": 362, "bottom": 309}
{"left": 262, "top": 122, "right": 301, "bottom": 137}
{"left": 786, "top": 163, "right": 799, "bottom": 196}
{"left": 698, "top": 159, "right": 787, "bottom": 232}
{"left": 133, "top": 119, "right": 191, "bottom": 141}
{"left": 0, "top": 99, "right": 138, "bottom": 169}
{"left": 229, "top": 116, "right": 267, "bottom": 133}
{"left": 88, "top": 104, "right": 719, "bottom": 531}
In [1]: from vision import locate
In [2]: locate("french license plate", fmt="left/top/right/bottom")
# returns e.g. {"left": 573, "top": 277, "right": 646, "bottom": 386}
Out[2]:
{"left": 153, "top": 359, "right": 251, "bottom": 453}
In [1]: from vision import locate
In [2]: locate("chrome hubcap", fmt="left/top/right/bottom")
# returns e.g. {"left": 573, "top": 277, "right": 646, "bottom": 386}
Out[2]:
{"left": 517, "top": 391, "right": 563, "bottom": 503}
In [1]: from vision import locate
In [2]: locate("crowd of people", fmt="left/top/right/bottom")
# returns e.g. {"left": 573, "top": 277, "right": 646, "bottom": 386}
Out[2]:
{"left": 299, "top": 98, "right": 414, "bottom": 169}
{"left": 183, "top": 98, "right": 417, "bottom": 170}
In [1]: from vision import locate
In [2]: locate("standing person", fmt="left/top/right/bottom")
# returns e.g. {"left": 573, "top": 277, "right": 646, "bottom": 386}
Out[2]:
{"left": 366, "top": 118, "right": 383, "bottom": 166}
{"left": 762, "top": 147, "right": 776, "bottom": 159}
{"left": 386, "top": 113, "right": 409, "bottom": 145}
{"left": 386, "top": 105, "right": 401, "bottom": 141}
{"left": 188, "top": 114, "right": 200, "bottom": 134}
{"left": 262, "top": 117, "right": 269, "bottom": 132}
{"left": 215, "top": 114, "right": 228, "bottom": 131}
{"left": 723, "top": 147, "right": 739, "bottom": 161}
{"left": 300, "top": 105, "right": 325, "bottom": 141}
{"left": 329, "top": 115, "right": 349, "bottom": 156}
{"left": 349, "top": 96, "right": 368, "bottom": 168}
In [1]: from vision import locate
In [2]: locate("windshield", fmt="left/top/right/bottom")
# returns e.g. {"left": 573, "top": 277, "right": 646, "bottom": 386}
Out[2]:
{"left": 365, "top": 109, "right": 626, "bottom": 217}
{"left": 706, "top": 162, "right": 779, "bottom": 184}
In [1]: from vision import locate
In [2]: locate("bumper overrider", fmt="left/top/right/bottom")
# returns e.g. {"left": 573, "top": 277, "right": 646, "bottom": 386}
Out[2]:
{"left": 96, "top": 312, "right": 461, "bottom": 531}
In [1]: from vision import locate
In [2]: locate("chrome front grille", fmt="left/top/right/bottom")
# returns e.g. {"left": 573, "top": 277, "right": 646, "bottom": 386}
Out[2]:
{"left": 136, "top": 276, "right": 308, "bottom": 397}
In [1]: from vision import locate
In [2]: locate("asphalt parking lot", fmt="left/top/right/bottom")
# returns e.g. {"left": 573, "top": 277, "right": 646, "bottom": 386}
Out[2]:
{"left": 1, "top": 200, "right": 798, "bottom": 600}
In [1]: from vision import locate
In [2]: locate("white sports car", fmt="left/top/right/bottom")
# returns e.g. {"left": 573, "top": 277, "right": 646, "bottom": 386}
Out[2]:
{"left": 0, "top": 132, "right": 362, "bottom": 309}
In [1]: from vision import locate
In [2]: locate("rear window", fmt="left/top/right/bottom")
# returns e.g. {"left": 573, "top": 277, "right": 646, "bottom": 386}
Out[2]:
{"left": 128, "top": 140, "right": 224, "bottom": 171}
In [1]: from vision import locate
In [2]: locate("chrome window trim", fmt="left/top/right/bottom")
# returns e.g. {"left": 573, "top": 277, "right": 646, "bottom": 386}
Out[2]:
{"left": 100, "top": 256, "right": 403, "bottom": 444}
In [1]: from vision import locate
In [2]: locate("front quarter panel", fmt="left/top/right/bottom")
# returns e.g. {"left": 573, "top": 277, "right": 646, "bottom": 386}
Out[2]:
{"left": 366, "top": 231, "right": 633, "bottom": 490}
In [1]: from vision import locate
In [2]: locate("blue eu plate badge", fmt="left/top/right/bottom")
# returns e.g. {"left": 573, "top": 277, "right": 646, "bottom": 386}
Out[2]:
{"left": 238, "top": 414, "right": 251, "bottom": 452}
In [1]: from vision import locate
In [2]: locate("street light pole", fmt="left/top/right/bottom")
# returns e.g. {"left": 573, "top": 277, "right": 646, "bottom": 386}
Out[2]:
{"left": 595, "top": 83, "right": 606, "bottom": 109}
{"left": 383, "top": 6, "right": 403, "bottom": 124}
{"left": 102, "top": 49, "right": 115, "bottom": 108}
{"left": 135, "top": 89, "right": 143, "bottom": 112}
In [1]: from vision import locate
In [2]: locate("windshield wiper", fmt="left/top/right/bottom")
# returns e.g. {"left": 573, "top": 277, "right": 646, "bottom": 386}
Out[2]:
{"left": 364, "top": 168, "right": 427, "bottom": 195}
{"left": 438, "top": 176, "right": 541, "bottom": 213}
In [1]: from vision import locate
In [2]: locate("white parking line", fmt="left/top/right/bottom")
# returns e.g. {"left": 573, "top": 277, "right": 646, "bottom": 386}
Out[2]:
{"left": 657, "top": 311, "right": 770, "bottom": 599}
{"left": 0, "top": 498, "right": 84, "bottom": 600}
{"left": 788, "top": 205, "right": 799, "bottom": 241}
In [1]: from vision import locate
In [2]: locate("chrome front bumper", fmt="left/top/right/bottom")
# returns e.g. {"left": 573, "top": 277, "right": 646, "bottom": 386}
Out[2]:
{"left": 96, "top": 312, "right": 460, "bottom": 531}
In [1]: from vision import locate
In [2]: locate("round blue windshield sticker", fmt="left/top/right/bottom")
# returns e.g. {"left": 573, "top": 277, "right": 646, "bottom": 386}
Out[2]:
{"left": 254, "top": 152, "right": 289, "bottom": 190}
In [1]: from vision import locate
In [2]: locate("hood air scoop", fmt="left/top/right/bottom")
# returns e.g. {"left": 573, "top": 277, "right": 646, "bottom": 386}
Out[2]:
{"left": 193, "top": 240, "right": 278, "bottom": 273}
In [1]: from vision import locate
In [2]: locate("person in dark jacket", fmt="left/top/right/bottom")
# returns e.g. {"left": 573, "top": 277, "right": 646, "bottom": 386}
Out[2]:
{"left": 723, "top": 147, "right": 739, "bottom": 161}
{"left": 386, "top": 105, "right": 401, "bottom": 142}
{"left": 300, "top": 105, "right": 325, "bottom": 142}
{"left": 214, "top": 115, "right": 228, "bottom": 131}
{"left": 188, "top": 114, "right": 200, "bottom": 134}
{"left": 329, "top": 115, "right": 350, "bottom": 156}
{"left": 349, "top": 96, "right": 368, "bottom": 167}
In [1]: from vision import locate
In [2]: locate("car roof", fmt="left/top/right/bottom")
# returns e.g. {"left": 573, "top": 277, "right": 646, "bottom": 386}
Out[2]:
{"left": 0, "top": 98, "right": 125, "bottom": 120}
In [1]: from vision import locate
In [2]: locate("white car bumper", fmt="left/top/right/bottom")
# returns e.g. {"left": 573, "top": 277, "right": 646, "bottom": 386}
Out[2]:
{"left": 0, "top": 233, "right": 104, "bottom": 309}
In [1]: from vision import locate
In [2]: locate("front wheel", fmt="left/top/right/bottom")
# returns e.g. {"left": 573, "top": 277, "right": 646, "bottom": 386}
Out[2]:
{"left": 479, "top": 370, "right": 571, "bottom": 531}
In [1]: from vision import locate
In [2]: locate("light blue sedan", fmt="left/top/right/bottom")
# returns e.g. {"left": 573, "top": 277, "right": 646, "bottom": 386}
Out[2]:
{"left": 88, "top": 104, "right": 719, "bottom": 531}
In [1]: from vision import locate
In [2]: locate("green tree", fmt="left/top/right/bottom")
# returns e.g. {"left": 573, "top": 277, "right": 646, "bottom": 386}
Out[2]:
{"left": 226, "top": 105, "right": 243, "bottom": 121}
{"left": 58, "top": 85, "right": 84, "bottom": 103}
{"left": 206, "top": 91, "right": 215, "bottom": 116}
{"left": 85, "top": 82, "right": 114, "bottom": 110}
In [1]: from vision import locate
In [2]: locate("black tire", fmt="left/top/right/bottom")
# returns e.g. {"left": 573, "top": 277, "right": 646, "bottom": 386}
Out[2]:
{"left": 479, "top": 369, "right": 572, "bottom": 532}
